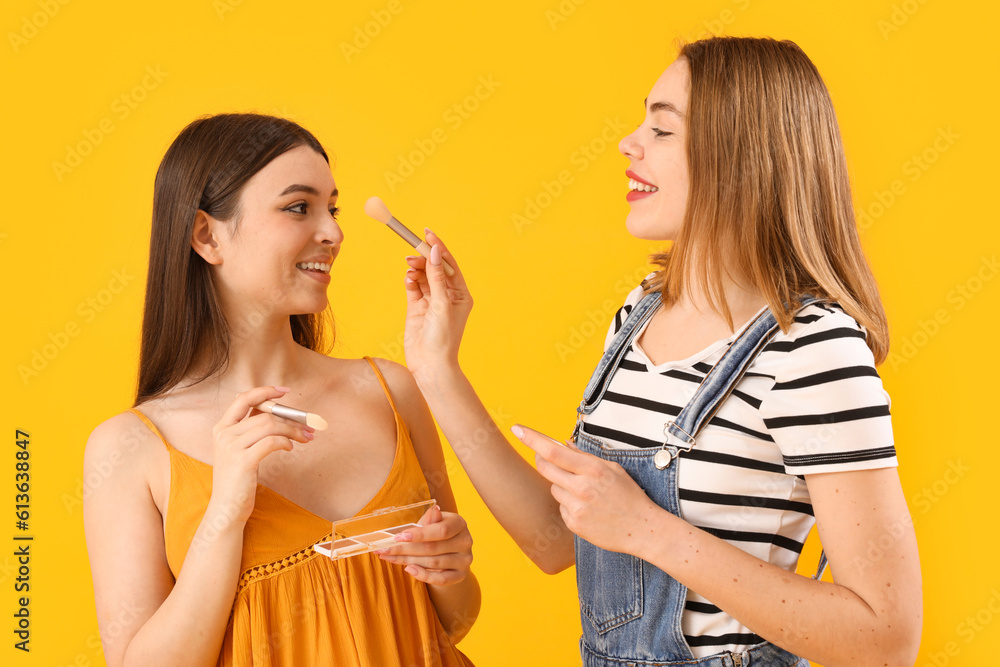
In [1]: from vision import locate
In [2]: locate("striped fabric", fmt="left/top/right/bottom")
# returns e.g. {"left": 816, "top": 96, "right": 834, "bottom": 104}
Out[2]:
{"left": 581, "top": 283, "right": 896, "bottom": 657}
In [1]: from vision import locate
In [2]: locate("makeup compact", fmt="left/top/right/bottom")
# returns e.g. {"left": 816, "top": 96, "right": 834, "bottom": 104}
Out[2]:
{"left": 313, "top": 499, "right": 436, "bottom": 560}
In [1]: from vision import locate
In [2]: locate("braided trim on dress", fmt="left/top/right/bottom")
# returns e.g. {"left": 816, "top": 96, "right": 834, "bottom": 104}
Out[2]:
{"left": 235, "top": 534, "right": 332, "bottom": 596}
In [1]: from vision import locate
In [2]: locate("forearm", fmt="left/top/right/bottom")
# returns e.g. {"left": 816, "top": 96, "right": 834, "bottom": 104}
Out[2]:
{"left": 634, "top": 505, "right": 919, "bottom": 667}
{"left": 122, "top": 502, "right": 246, "bottom": 667}
{"left": 427, "top": 571, "right": 482, "bottom": 643}
{"left": 413, "top": 363, "right": 574, "bottom": 571}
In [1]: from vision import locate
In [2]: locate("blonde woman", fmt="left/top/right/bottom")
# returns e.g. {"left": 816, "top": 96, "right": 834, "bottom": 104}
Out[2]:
{"left": 402, "top": 37, "right": 921, "bottom": 666}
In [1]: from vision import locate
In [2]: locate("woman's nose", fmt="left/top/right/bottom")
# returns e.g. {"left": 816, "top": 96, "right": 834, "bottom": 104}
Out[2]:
{"left": 619, "top": 128, "right": 642, "bottom": 159}
{"left": 319, "top": 214, "right": 344, "bottom": 246}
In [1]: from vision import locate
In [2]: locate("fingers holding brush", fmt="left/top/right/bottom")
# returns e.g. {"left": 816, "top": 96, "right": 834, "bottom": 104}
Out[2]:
{"left": 401, "top": 232, "right": 473, "bottom": 376}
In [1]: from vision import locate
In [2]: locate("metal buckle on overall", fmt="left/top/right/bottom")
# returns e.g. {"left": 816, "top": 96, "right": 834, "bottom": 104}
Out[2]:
{"left": 655, "top": 421, "right": 695, "bottom": 469}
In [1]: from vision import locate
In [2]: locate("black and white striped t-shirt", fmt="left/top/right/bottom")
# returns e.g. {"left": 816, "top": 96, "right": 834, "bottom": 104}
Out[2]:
{"left": 580, "top": 282, "right": 896, "bottom": 657}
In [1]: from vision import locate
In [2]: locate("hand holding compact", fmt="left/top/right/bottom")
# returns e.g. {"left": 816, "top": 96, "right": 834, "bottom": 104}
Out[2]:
{"left": 377, "top": 504, "right": 474, "bottom": 586}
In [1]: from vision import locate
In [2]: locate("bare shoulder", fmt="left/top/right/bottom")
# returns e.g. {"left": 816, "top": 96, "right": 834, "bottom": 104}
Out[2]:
{"left": 84, "top": 410, "right": 165, "bottom": 492}
{"left": 368, "top": 357, "right": 425, "bottom": 411}
{"left": 369, "top": 356, "right": 418, "bottom": 388}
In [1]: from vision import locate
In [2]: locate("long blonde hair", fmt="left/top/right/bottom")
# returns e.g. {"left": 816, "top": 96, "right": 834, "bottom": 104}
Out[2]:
{"left": 646, "top": 36, "right": 889, "bottom": 364}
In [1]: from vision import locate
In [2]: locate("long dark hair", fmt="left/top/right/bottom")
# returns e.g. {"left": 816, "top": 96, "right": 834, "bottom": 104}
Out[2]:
{"left": 135, "top": 113, "right": 333, "bottom": 405}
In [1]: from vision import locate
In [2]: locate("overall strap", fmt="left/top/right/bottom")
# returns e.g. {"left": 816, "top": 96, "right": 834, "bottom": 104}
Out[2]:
{"left": 577, "top": 291, "right": 662, "bottom": 416}
{"left": 658, "top": 295, "right": 828, "bottom": 581}
{"left": 663, "top": 296, "right": 821, "bottom": 450}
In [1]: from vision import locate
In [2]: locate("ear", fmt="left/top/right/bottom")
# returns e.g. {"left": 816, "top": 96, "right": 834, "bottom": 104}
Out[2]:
{"left": 191, "top": 210, "right": 223, "bottom": 265}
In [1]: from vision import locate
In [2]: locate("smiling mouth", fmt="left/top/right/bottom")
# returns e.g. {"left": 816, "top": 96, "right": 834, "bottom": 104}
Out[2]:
{"left": 628, "top": 178, "right": 659, "bottom": 193}
{"left": 296, "top": 262, "right": 331, "bottom": 274}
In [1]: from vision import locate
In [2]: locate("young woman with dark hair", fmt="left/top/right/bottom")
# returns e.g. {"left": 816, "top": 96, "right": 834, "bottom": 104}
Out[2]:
{"left": 84, "top": 113, "right": 480, "bottom": 667}
{"left": 402, "top": 37, "right": 921, "bottom": 666}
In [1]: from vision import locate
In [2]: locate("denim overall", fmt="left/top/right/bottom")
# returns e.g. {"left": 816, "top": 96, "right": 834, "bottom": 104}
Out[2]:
{"left": 572, "top": 292, "right": 825, "bottom": 667}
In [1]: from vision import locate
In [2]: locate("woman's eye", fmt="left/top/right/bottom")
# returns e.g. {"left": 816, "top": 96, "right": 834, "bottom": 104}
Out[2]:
{"left": 285, "top": 203, "right": 307, "bottom": 214}
{"left": 652, "top": 128, "right": 673, "bottom": 138}
{"left": 329, "top": 206, "right": 341, "bottom": 218}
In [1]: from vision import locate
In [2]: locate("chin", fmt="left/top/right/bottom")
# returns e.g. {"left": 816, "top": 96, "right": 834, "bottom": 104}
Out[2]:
{"left": 624, "top": 213, "right": 678, "bottom": 242}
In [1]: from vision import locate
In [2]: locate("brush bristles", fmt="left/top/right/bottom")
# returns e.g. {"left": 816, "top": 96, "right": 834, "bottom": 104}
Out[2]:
{"left": 307, "top": 413, "right": 329, "bottom": 431}
{"left": 364, "top": 196, "right": 392, "bottom": 225}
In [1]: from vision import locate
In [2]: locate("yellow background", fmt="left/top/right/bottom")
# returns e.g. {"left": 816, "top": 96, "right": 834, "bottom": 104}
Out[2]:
{"left": 3, "top": 0, "right": 997, "bottom": 665}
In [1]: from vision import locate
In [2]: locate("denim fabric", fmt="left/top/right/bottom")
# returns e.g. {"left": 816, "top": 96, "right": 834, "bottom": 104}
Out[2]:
{"left": 577, "top": 292, "right": 662, "bottom": 417}
{"left": 572, "top": 293, "right": 820, "bottom": 666}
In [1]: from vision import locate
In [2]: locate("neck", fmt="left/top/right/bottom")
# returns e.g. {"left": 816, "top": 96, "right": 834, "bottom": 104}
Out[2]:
{"left": 674, "top": 275, "right": 767, "bottom": 331}
{"left": 187, "top": 312, "right": 313, "bottom": 395}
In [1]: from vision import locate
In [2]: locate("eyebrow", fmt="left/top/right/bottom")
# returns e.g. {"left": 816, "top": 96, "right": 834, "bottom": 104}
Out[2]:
{"left": 644, "top": 98, "right": 685, "bottom": 118}
{"left": 279, "top": 184, "right": 339, "bottom": 198}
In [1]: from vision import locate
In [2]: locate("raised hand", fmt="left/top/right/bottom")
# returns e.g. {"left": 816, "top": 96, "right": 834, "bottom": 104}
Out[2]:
{"left": 209, "top": 386, "right": 315, "bottom": 525}
{"left": 402, "top": 231, "right": 473, "bottom": 383}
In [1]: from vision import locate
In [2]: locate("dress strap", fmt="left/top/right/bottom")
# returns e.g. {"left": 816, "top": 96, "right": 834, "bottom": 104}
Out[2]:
{"left": 127, "top": 408, "right": 175, "bottom": 452}
{"left": 363, "top": 357, "right": 402, "bottom": 417}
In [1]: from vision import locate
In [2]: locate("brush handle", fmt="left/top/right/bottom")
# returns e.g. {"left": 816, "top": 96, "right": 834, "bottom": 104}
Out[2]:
{"left": 386, "top": 216, "right": 423, "bottom": 247}
{"left": 384, "top": 215, "right": 456, "bottom": 277}
{"left": 256, "top": 400, "right": 308, "bottom": 425}
{"left": 415, "top": 241, "right": 456, "bottom": 277}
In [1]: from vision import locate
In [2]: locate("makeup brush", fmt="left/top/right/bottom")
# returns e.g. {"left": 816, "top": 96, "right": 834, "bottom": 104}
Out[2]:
{"left": 363, "top": 197, "right": 456, "bottom": 277}
{"left": 256, "top": 401, "right": 328, "bottom": 431}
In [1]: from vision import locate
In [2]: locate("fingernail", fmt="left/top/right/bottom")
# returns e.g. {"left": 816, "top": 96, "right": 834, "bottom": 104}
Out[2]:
{"left": 394, "top": 532, "right": 413, "bottom": 542}
{"left": 374, "top": 548, "right": 389, "bottom": 555}
{"left": 274, "top": 385, "right": 291, "bottom": 392}
{"left": 434, "top": 504, "right": 441, "bottom": 512}
{"left": 511, "top": 424, "right": 524, "bottom": 439}
{"left": 405, "top": 565, "right": 418, "bottom": 576}
{"left": 303, "top": 431, "right": 314, "bottom": 441}
{"left": 430, "top": 244, "right": 442, "bottom": 266}
{"left": 424, "top": 228, "right": 435, "bottom": 237}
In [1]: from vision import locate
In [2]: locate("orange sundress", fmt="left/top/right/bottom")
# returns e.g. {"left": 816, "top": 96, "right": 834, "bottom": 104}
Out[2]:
{"left": 129, "top": 358, "right": 474, "bottom": 666}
